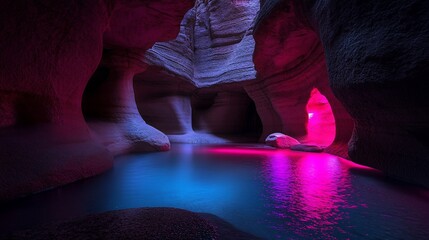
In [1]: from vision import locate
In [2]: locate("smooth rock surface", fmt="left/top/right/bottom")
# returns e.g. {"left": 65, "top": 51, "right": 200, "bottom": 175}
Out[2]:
{"left": 0, "top": 0, "right": 113, "bottom": 202}
{"left": 265, "top": 132, "right": 300, "bottom": 148}
{"left": 0, "top": 0, "right": 193, "bottom": 200}
{"left": 2, "top": 208, "right": 261, "bottom": 240}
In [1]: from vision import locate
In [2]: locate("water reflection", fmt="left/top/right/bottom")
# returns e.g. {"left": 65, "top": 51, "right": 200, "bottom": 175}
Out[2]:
{"left": 1, "top": 144, "right": 428, "bottom": 240}
{"left": 262, "top": 152, "right": 353, "bottom": 238}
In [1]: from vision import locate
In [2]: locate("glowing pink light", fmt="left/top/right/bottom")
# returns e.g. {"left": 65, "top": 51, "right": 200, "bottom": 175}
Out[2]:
{"left": 205, "top": 147, "right": 277, "bottom": 156}
{"left": 305, "top": 89, "right": 335, "bottom": 146}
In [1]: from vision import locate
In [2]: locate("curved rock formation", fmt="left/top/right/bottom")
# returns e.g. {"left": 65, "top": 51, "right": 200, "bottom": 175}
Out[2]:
{"left": 145, "top": 0, "right": 259, "bottom": 87}
{"left": 83, "top": 1, "right": 194, "bottom": 154}
{"left": 256, "top": 0, "right": 429, "bottom": 186}
{"left": 0, "top": 0, "right": 193, "bottom": 201}
{"left": 135, "top": 0, "right": 261, "bottom": 143}
{"left": 0, "top": 0, "right": 114, "bottom": 202}
{"left": 251, "top": 1, "right": 354, "bottom": 157}
{"left": 302, "top": 0, "right": 429, "bottom": 187}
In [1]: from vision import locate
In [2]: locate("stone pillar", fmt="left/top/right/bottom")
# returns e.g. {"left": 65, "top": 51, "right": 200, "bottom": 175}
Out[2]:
{"left": 84, "top": 50, "right": 170, "bottom": 153}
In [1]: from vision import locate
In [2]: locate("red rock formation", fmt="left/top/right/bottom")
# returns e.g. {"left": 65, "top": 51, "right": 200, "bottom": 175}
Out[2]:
{"left": 251, "top": 1, "right": 353, "bottom": 157}
{"left": 301, "top": 0, "right": 429, "bottom": 187}
{"left": 0, "top": 0, "right": 193, "bottom": 201}
{"left": 0, "top": 0, "right": 114, "bottom": 202}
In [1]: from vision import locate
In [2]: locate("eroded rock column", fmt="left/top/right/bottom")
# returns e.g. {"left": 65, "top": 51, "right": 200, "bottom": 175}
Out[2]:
{"left": 84, "top": 51, "right": 170, "bottom": 153}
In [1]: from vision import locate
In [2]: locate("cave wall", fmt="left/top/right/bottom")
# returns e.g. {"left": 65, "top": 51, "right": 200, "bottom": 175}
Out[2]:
{"left": 294, "top": 0, "right": 429, "bottom": 186}
{"left": 0, "top": 0, "right": 193, "bottom": 201}
{"left": 138, "top": 0, "right": 347, "bottom": 147}
{"left": 251, "top": 1, "right": 353, "bottom": 157}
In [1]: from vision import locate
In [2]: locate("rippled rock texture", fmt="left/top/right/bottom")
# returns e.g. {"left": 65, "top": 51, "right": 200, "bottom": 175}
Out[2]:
{"left": 145, "top": 0, "right": 259, "bottom": 87}
{"left": 136, "top": 0, "right": 262, "bottom": 143}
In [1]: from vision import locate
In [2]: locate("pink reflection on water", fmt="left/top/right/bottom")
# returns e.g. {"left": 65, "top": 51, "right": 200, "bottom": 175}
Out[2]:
{"left": 268, "top": 152, "right": 292, "bottom": 207}
{"left": 294, "top": 154, "right": 345, "bottom": 223}
{"left": 266, "top": 152, "right": 356, "bottom": 237}
{"left": 205, "top": 146, "right": 278, "bottom": 156}
{"left": 201, "top": 145, "right": 379, "bottom": 237}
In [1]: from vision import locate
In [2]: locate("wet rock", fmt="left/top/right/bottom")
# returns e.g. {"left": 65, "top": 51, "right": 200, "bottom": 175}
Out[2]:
{"left": 265, "top": 132, "right": 300, "bottom": 148}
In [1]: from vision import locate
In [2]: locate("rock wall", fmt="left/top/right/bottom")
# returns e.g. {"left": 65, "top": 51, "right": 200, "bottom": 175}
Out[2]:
{"left": 290, "top": 0, "right": 429, "bottom": 186}
{"left": 135, "top": 0, "right": 262, "bottom": 143}
{"left": 144, "top": 0, "right": 259, "bottom": 87}
{"left": 83, "top": 1, "right": 194, "bottom": 154}
{"left": 251, "top": 1, "right": 353, "bottom": 156}
{"left": 0, "top": 0, "right": 193, "bottom": 201}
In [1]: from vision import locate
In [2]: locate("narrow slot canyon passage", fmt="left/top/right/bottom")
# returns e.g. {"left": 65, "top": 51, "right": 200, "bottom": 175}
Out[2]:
{"left": 1, "top": 0, "right": 428, "bottom": 239}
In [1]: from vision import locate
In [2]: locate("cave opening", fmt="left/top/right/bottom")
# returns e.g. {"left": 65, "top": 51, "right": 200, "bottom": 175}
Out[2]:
{"left": 304, "top": 88, "right": 335, "bottom": 146}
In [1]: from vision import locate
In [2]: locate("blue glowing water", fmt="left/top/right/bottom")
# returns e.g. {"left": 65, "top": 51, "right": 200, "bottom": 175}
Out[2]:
{"left": 1, "top": 144, "right": 428, "bottom": 239}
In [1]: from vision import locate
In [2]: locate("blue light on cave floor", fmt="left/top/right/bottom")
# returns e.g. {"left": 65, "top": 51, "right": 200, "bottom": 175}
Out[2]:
{"left": 1, "top": 144, "right": 429, "bottom": 239}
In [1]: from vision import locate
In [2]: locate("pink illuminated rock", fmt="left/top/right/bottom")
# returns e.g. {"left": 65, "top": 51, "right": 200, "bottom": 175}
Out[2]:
{"left": 0, "top": 0, "right": 193, "bottom": 200}
{"left": 271, "top": 0, "right": 429, "bottom": 187}
{"left": 0, "top": 0, "right": 114, "bottom": 201}
{"left": 265, "top": 133, "right": 300, "bottom": 149}
{"left": 252, "top": 1, "right": 354, "bottom": 158}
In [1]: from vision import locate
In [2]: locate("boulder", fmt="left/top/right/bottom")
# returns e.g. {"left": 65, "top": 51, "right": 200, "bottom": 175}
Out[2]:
{"left": 1, "top": 208, "right": 261, "bottom": 240}
{"left": 265, "top": 132, "right": 300, "bottom": 148}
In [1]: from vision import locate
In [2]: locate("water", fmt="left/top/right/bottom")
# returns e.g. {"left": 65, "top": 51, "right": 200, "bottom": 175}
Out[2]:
{"left": 1, "top": 144, "right": 428, "bottom": 239}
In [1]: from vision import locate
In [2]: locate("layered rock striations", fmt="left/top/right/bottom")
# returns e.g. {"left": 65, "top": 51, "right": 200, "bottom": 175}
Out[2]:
{"left": 136, "top": 0, "right": 261, "bottom": 142}
{"left": 145, "top": 0, "right": 259, "bottom": 87}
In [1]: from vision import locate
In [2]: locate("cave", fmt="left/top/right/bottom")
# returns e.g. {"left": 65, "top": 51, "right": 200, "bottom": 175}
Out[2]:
{"left": 0, "top": 0, "right": 428, "bottom": 239}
